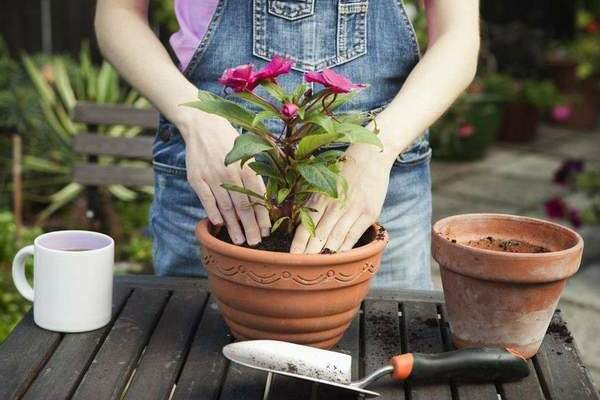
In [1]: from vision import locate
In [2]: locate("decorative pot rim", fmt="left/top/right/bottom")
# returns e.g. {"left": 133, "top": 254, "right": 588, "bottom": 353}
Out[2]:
{"left": 195, "top": 219, "right": 389, "bottom": 266}
{"left": 433, "top": 213, "right": 583, "bottom": 260}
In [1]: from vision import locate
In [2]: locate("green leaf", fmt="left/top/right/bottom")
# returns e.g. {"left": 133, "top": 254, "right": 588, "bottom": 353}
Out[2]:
{"left": 23, "top": 155, "right": 69, "bottom": 174}
{"left": 261, "top": 81, "right": 286, "bottom": 102}
{"left": 297, "top": 163, "right": 339, "bottom": 198}
{"left": 271, "top": 216, "right": 289, "bottom": 234}
{"left": 299, "top": 209, "right": 316, "bottom": 237}
{"left": 276, "top": 188, "right": 290, "bottom": 204}
{"left": 252, "top": 110, "right": 279, "bottom": 127}
{"left": 305, "top": 113, "right": 336, "bottom": 134}
{"left": 52, "top": 58, "right": 76, "bottom": 111}
{"left": 21, "top": 55, "right": 56, "bottom": 106}
{"left": 221, "top": 183, "right": 265, "bottom": 200}
{"left": 235, "top": 91, "right": 280, "bottom": 114}
{"left": 336, "top": 123, "right": 383, "bottom": 148}
{"left": 319, "top": 91, "right": 359, "bottom": 112}
{"left": 295, "top": 132, "right": 341, "bottom": 159}
{"left": 315, "top": 150, "right": 345, "bottom": 163}
{"left": 184, "top": 90, "right": 270, "bottom": 137}
{"left": 224, "top": 134, "right": 273, "bottom": 166}
{"left": 96, "top": 62, "right": 114, "bottom": 103}
{"left": 248, "top": 160, "right": 284, "bottom": 182}
{"left": 291, "top": 83, "right": 309, "bottom": 103}
{"left": 109, "top": 185, "right": 137, "bottom": 201}
{"left": 266, "top": 178, "right": 279, "bottom": 200}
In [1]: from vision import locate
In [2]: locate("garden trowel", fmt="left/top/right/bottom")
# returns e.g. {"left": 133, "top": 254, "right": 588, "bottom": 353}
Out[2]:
{"left": 223, "top": 340, "right": 529, "bottom": 398}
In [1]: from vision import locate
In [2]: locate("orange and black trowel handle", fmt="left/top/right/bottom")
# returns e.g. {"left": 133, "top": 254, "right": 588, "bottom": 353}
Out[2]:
{"left": 390, "top": 348, "right": 530, "bottom": 383}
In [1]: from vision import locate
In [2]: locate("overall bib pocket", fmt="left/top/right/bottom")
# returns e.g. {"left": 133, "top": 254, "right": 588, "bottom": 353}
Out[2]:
{"left": 254, "top": 0, "right": 369, "bottom": 71}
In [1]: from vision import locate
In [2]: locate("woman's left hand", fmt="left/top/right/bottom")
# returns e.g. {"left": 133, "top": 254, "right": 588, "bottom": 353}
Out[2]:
{"left": 290, "top": 143, "right": 397, "bottom": 254}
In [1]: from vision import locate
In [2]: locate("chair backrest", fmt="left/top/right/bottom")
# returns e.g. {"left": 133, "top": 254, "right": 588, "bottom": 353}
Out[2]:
{"left": 71, "top": 102, "right": 159, "bottom": 187}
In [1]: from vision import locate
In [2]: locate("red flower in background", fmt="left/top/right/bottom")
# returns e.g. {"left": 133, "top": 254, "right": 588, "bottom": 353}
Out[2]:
{"left": 458, "top": 123, "right": 475, "bottom": 138}
{"left": 305, "top": 69, "right": 366, "bottom": 93}
{"left": 255, "top": 55, "right": 293, "bottom": 82}
{"left": 545, "top": 197, "right": 568, "bottom": 219}
{"left": 281, "top": 103, "right": 299, "bottom": 119}
{"left": 218, "top": 64, "right": 257, "bottom": 92}
{"left": 585, "top": 20, "right": 600, "bottom": 33}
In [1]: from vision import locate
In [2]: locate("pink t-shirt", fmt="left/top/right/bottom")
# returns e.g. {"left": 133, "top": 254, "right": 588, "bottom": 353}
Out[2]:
{"left": 169, "top": 0, "right": 219, "bottom": 71}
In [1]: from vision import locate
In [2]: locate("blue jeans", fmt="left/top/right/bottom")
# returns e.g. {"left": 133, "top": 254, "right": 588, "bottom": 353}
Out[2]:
{"left": 151, "top": 0, "right": 433, "bottom": 289}
{"left": 150, "top": 141, "right": 432, "bottom": 289}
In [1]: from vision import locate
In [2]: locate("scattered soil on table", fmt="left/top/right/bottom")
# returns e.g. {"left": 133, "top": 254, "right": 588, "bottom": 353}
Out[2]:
{"left": 463, "top": 236, "right": 550, "bottom": 253}
{"left": 215, "top": 225, "right": 374, "bottom": 253}
{"left": 423, "top": 317, "right": 439, "bottom": 328}
{"left": 547, "top": 318, "right": 574, "bottom": 344}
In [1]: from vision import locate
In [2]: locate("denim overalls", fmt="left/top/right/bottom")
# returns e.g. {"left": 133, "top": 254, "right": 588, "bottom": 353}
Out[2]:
{"left": 151, "top": 0, "right": 433, "bottom": 289}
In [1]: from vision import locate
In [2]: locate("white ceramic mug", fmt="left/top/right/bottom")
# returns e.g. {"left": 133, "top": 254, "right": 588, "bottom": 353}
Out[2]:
{"left": 12, "top": 230, "right": 114, "bottom": 332}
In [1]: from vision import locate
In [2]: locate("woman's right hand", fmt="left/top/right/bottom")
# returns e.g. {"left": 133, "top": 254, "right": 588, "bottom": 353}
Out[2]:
{"left": 177, "top": 109, "right": 271, "bottom": 246}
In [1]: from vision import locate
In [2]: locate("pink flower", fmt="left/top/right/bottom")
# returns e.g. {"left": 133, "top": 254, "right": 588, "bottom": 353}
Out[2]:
{"left": 458, "top": 123, "right": 475, "bottom": 138}
{"left": 552, "top": 105, "right": 572, "bottom": 122}
{"left": 281, "top": 103, "right": 299, "bottom": 119}
{"left": 254, "top": 55, "right": 293, "bottom": 82}
{"left": 218, "top": 64, "right": 258, "bottom": 92}
{"left": 304, "top": 69, "right": 366, "bottom": 94}
{"left": 544, "top": 197, "right": 568, "bottom": 219}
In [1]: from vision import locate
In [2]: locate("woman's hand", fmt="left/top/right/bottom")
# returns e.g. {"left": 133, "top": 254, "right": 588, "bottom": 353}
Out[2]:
{"left": 290, "top": 143, "right": 396, "bottom": 254}
{"left": 177, "top": 109, "right": 271, "bottom": 246}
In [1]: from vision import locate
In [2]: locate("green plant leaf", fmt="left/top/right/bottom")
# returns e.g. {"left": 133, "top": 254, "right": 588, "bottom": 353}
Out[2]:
{"left": 299, "top": 209, "right": 316, "bottom": 237}
{"left": 37, "top": 182, "right": 83, "bottom": 221}
{"left": 261, "top": 80, "right": 286, "bottom": 102}
{"left": 23, "top": 156, "right": 69, "bottom": 174}
{"left": 109, "top": 185, "right": 138, "bottom": 201}
{"left": 96, "top": 62, "right": 115, "bottom": 104}
{"left": 271, "top": 216, "right": 289, "bottom": 234}
{"left": 315, "top": 149, "right": 345, "bottom": 163}
{"left": 304, "top": 113, "right": 336, "bottom": 134}
{"left": 52, "top": 58, "right": 76, "bottom": 111}
{"left": 252, "top": 110, "right": 279, "bottom": 127}
{"left": 21, "top": 55, "right": 56, "bottom": 106}
{"left": 276, "top": 188, "right": 290, "bottom": 204}
{"left": 248, "top": 160, "right": 285, "bottom": 182}
{"left": 291, "top": 83, "right": 309, "bottom": 103}
{"left": 184, "top": 90, "right": 270, "bottom": 137}
{"left": 221, "top": 183, "right": 265, "bottom": 200}
{"left": 297, "top": 163, "right": 339, "bottom": 198}
{"left": 224, "top": 134, "right": 273, "bottom": 166}
{"left": 295, "top": 132, "right": 341, "bottom": 159}
{"left": 235, "top": 91, "right": 280, "bottom": 114}
{"left": 336, "top": 123, "right": 382, "bottom": 148}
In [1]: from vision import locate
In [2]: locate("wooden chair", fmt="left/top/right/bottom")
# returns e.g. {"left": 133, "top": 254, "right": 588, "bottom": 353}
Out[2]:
{"left": 71, "top": 101, "right": 159, "bottom": 187}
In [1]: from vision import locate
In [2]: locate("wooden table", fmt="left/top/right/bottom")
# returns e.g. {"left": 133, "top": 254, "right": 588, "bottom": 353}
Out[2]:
{"left": 1, "top": 275, "right": 597, "bottom": 400}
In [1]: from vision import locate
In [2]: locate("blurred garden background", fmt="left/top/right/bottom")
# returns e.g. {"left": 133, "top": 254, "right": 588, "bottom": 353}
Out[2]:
{"left": 0, "top": 0, "right": 599, "bottom": 388}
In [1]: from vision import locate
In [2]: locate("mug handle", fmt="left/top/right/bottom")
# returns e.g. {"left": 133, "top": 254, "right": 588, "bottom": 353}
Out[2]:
{"left": 12, "top": 245, "right": 34, "bottom": 302}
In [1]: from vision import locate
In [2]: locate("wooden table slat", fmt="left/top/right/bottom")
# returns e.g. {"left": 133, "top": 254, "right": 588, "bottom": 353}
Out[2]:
{"left": 172, "top": 295, "right": 232, "bottom": 400}
{"left": 500, "top": 359, "right": 545, "bottom": 400}
{"left": 314, "top": 313, "right": 362, "bottom": 399}
{"left": 0, "top": 314, "right": 62, "bottom": 400}
{"left": 72, "top": 288, "right": 170, "bottom": 400}
{"left": 22, "top": 286, "right": 132, "bottom": 400}
{"left": 402, "top": 302, "right": 453, "bottom": 400}
{"left": 438, "top": 305, "right": 500, "bottom": 400}
{"left": 363, "top": 299, "right": 406, "bottom": 400}
{"left": 124, "top": 290, "right": 209, "bottom": 400}
{"left": 533, "top": 311, "right": 598, "bottom": 400}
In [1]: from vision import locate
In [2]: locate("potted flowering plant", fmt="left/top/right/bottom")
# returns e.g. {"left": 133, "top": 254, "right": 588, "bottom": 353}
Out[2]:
{"left": 546, "top": 7, "right": 600, "bottom": 130}
{"left": 185, "top": 57, "right": 388, "bottom": 349}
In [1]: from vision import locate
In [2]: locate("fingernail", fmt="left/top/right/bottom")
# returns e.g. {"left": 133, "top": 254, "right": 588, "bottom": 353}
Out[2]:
{"left": 261, "top": 228, "right": 270, "bottom": 237}
{"left": 233, "top": 236, "right": 245, "bottom": 245}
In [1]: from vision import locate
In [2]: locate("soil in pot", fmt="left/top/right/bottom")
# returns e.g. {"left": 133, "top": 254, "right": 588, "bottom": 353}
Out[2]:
{"left": 215, "top": 226, "right": 376, "bottom": 253}
{"left": 463, "top": 236, "right": 549, "bottom": 253}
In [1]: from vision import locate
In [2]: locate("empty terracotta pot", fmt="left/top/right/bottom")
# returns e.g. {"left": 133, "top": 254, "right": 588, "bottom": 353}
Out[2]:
{"left": 432, "top": 214, "right": 583, "bottom": 358}
{"left": 196, "top": 219, "right": 388, "bottom": 349}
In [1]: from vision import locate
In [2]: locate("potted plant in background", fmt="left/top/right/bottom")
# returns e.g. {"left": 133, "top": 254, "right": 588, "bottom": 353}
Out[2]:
{"left": 497, "top": 77, "right": 562, "bottom": 142}
{"left": 186, "top": 57, "right": 389, "bottom": 349}
{"left": 546, "top": 7, "right": 600, "bottom": 130}
{"left": 430, "top": 75, "right": 503, "bottom": 161}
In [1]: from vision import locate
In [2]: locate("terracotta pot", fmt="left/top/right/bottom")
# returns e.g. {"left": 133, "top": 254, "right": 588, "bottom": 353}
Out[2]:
{"left": 432, "top": 214, "right": 583, "bottom": 358}
{"left": 498, "top": 102, "right": 540, "bottom": 143}
{"left": 195, "top": 219, "right": 388, "bottom": 349}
